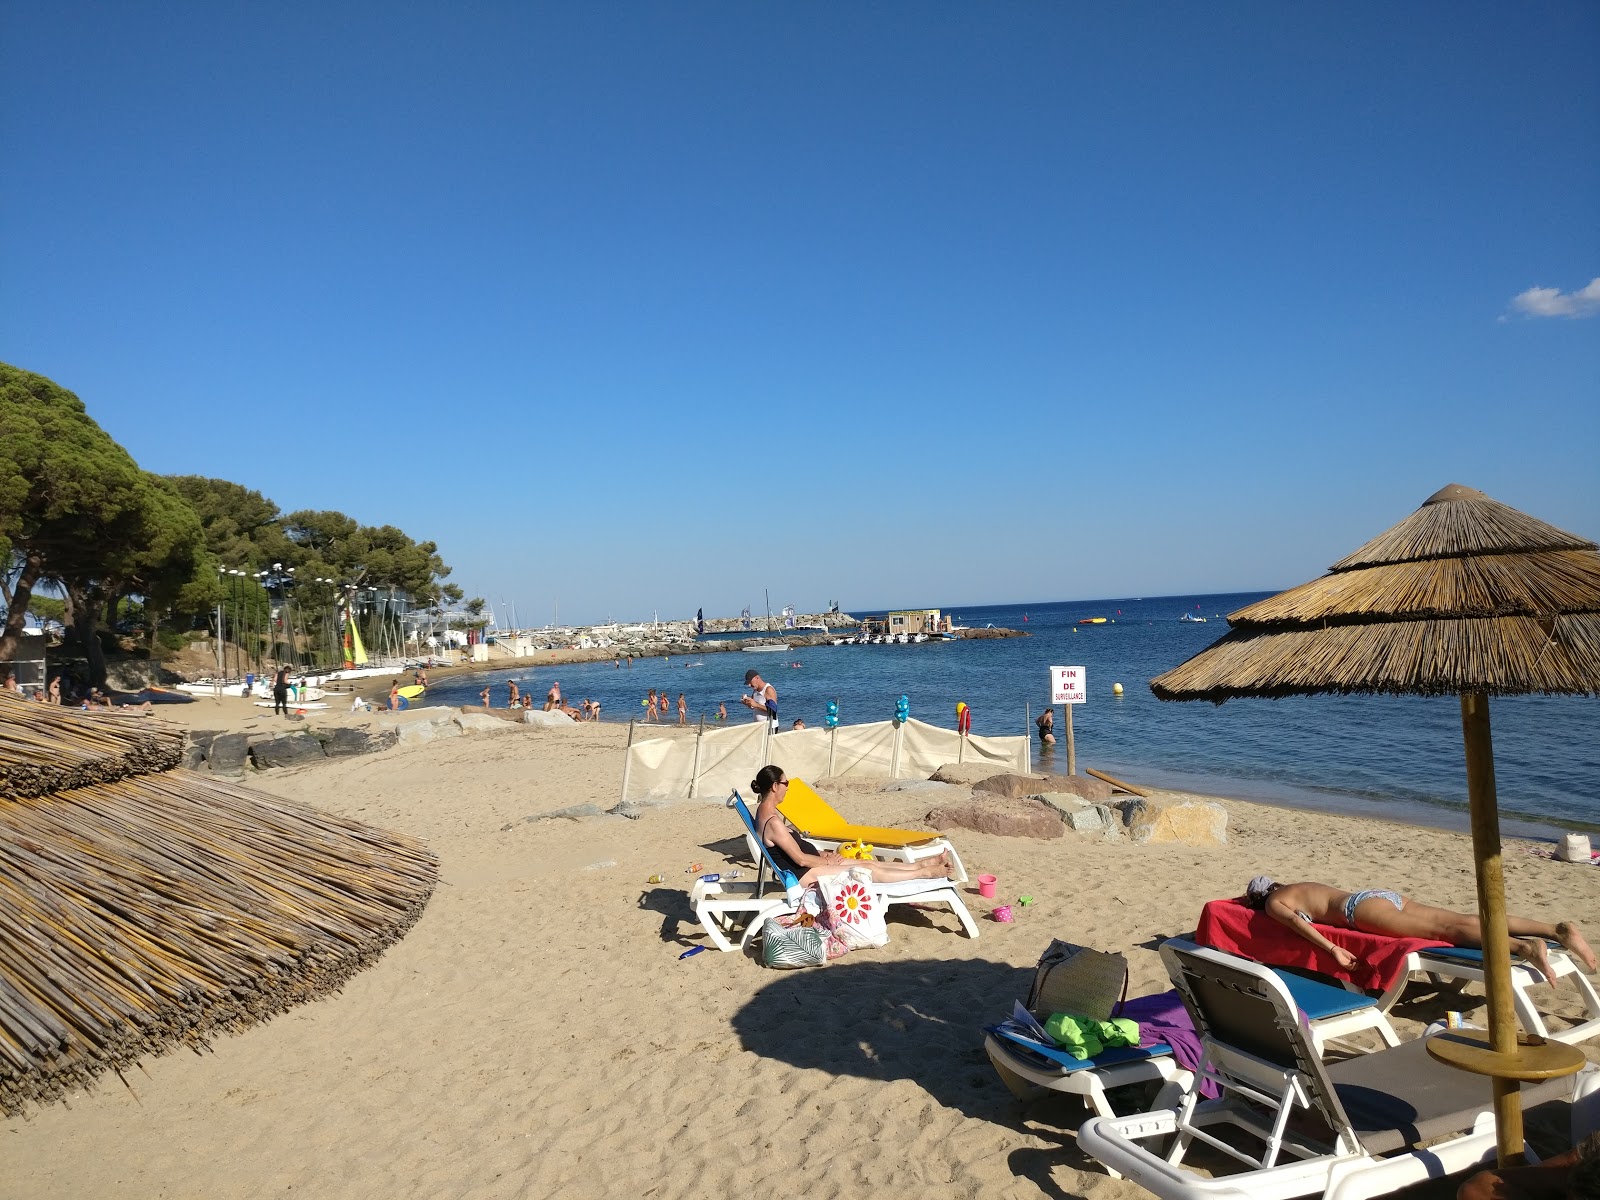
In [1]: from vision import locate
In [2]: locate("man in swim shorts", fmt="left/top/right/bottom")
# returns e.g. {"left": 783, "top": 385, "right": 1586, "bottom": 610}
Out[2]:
{"left": 1243, "top": 877, "right": 1596, "bottom": 984}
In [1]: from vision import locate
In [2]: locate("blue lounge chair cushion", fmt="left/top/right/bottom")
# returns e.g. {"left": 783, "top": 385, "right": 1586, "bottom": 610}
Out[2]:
{"left": 1418, "top": 942, "right": 1557, "bottom": 969}
{"left": 987, "top": 1025, "right": 1174, "bottom": 1074}
{"left": 1268, "top": 968, "right": 1378, "bottom": 1020}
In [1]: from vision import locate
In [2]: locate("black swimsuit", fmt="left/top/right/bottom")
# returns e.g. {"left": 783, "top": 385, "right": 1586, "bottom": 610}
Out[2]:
{"left": 760, "top": 813, "right": 816, "bottom": 878}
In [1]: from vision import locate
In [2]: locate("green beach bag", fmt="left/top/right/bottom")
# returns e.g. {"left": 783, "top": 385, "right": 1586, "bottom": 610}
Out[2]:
{"left": 761, "top": 918, "right": 826, "bottom": 969}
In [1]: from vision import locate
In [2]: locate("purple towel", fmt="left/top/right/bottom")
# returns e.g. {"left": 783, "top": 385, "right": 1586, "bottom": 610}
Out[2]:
{"left": 1121, "top": 990, "right": 1218, "bottom": 1099}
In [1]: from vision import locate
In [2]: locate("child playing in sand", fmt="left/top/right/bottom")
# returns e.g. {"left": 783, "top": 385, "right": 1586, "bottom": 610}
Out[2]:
{"left": 1243, "top": 876, "right": 1596, "bottom": 984}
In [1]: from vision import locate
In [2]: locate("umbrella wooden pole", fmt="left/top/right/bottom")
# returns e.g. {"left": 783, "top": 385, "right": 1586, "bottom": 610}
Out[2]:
{"left": 1461, "top": 690, "right": 1524, "bottom": 1166}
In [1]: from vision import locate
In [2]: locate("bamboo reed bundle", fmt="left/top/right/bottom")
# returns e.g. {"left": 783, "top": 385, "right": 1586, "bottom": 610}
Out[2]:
{"left": 0, "top": 692, "right": 183, "bottom": 800}
{"left": 0, "top": 699, "right": 437, "bottom": 1115}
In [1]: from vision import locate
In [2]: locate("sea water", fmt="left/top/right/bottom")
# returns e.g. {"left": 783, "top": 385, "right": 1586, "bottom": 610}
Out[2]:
{"left": 418, "top": 593, "right": 1600, "bottom": 834}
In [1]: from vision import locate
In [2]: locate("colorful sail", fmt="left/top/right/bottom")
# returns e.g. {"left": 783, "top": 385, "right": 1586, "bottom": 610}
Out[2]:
{"left": 341, "top": 599, "right": 370, "bottom": 668}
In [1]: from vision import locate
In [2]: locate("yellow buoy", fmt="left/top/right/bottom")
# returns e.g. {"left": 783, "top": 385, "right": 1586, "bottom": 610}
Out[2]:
{"left": 1112, "top": 682, "right": 1124, "bottom": 695}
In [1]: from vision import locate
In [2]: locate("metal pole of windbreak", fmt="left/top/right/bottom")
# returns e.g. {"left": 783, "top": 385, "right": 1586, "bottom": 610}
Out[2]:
{"left": 688, "top": 717, "right": 704, "bottom": 800}
{"left": 620, "top": 720, "right": 636, "bottom": 803}
{"left": 1025, "top": 702, "right": 1031, "bottom": 775}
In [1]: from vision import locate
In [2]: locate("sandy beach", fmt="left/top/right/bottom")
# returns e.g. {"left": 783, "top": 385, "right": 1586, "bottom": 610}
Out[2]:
{"left": 6, "top": 702, "right": 1600, "bottom": 1200}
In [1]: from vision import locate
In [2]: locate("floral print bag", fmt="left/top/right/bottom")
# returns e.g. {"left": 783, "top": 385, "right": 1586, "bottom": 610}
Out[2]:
{"left": 817, "top": 866, "right": 890, "bottom": 950}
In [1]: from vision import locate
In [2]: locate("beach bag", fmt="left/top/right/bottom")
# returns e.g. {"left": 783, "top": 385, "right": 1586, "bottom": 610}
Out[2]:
{"left": 818, "top": 866, "right": 889, "bottom": 950}
{"left": 1026, "top": 940, "right": 1129, "bottom": 1022}
{"left": 1560, "top": 833, "right": 1593, "bottom": 864}
{"left": 761, "top": 917, "right": 827, "bottom": 969}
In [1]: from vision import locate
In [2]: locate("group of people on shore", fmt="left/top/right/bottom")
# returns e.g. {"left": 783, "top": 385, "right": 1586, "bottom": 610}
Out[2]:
{"left": 5, "top": 670, "right": 152, "bottom": 711}
{"left": 474, "top": 678, "right": 600, "bottom": 721}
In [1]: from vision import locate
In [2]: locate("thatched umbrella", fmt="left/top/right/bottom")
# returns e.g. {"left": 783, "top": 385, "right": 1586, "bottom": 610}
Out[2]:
{"left": 0, "top": 692, "right": 438, "bottom": 1114}
{"left": 1152, "top": 483, "right": 1600, "bottom": 1165}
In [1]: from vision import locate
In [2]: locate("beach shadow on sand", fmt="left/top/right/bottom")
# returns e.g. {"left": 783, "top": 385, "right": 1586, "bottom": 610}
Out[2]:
{"left": 733, "top": 956, "right": 1025, "bottom": 1114}
{"left": 732, "top": 955, "right": 1128, "bottom": 1193}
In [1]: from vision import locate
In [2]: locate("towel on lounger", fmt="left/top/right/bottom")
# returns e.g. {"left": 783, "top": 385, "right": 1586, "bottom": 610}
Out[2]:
{"left": 1197, "top": 898, "right": 1448, "bottom": 992}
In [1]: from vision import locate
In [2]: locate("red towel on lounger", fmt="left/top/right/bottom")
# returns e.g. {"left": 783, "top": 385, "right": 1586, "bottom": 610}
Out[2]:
{"left": 1196, "top": 898, "right": 1449, "bottom": 993}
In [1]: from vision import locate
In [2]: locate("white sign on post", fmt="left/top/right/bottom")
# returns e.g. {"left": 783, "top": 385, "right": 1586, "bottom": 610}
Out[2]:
{"left": 1050, "top": 665, "right": 1087, "bottom": 705}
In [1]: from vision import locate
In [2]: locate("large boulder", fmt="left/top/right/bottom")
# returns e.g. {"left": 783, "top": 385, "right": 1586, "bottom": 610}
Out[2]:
{"left": 317, "top": 727, "right": 397, "bottom": 758}
{"left": 455, "top": 711, "right": 519, "bottom": 734}
{"left": 183, "top": 730, "right": 221, "bottom": 770}
{"left": 1034, "top": 793, "right": 1119, "bottom": 838}
{"left": 523, "top": 709, "right": 575, "bottom": 727}
{"left": 972, "top": 773, "right": 1055, "bottom": 800}
{"left": 1032, "top": 775, "right": 1113, "bottom": 804}
{"left": 206, "top": 732, "right": 250, "bottom": 775}
{"left": 458, "top": 705, "right": 524, "bottom": 723}
{"left": 249, "top": 733, "right": 326, "bottom": 770}
{"left": 1116, "top": 796, "right": 1229, "bottom": 847}
{"left": 930, "top": 762, "right": 1012, "bottom": 787}
{"left": 925, "top": 797, "right": 1065, "bottom": 840}
{"left": 397, "top": 721, "right": 437, "bottom": 746}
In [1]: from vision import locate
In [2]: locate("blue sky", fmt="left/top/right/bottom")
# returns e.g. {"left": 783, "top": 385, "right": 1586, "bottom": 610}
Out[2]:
{"left": 4, "top": 4, "right": 1596, "bottom": 625}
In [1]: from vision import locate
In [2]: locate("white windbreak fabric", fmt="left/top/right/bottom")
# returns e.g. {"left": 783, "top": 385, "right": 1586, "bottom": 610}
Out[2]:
{"left": 622, "top": 717, "right": 1028, "bottom": 802}
{"left": 767, "top": 726, "right": 833, "bottom": 780}
{"left": 827, "top": 719, "right": 898, "bottom": 778}
{"left": 687, "top": 721, "right": 768, "bottom": 800}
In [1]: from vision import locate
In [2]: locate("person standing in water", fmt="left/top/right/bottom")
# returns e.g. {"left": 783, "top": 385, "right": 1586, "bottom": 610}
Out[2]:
{"left": 1243, "top": 876, "right": 1596, "bottom": 984}
{"left": 1036, "top": 708, "right": 1055, "bottom": 744}
{"left": 741, "top": 669, "right": 777, "bottom": 730}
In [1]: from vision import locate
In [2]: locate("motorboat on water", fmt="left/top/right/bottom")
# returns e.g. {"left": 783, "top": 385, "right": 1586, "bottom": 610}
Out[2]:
{"left": 1178, "top": 613, "right": 1208, "bottom": 623}
{"left": 742, "top": 644, "right": 792, "bottom": 653}
{"left": 1077, "top": 617, "right": 1109, "bottom": 625}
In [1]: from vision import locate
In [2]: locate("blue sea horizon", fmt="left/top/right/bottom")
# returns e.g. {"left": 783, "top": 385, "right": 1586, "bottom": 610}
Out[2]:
{"left": 421, "top": 591, "right": 1600, "bottom": 838}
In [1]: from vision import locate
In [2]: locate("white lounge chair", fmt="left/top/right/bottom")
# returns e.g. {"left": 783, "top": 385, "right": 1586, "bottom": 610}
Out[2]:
{"left": 1373, "top": 944, "right": 1600, "bottom": 1045}
{"left": 690, "top": 792, "right": 979, "bottom": 952}
{"left": 1078, "top": 941, "right": 1596, "bottom": 1200}
{"left": 985, "top": 943, "right": 1193, "bottom": 1125}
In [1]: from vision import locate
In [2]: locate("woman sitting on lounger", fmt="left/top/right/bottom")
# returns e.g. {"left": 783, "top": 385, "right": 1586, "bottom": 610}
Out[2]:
{"left": 1242, "top": 876, "right": 1595, "bottom": 985}
{"left": 751, "top": 765, "right": 954, "bottom": 888}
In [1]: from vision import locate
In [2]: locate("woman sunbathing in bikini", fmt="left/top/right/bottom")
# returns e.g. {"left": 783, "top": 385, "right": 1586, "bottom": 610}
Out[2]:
{"left": 750, "top": 765, "right": 953, "bottom": 889}
{"left": 1243, "top": 876, "right": 1595, "bottom": 985}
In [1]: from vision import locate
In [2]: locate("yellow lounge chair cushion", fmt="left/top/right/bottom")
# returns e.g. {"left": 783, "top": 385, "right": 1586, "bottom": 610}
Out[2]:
{"left": 778, "top": 779, "right": 947, "bottom": 848}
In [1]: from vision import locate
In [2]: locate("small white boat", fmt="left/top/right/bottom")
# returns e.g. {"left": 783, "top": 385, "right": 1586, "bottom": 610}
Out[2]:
{"left": 742, "top": 644, "right": 793, "bottom": 653}
{"left": 1179, "top": 613, "right": 1208, "bottom": 623}
{"left": 254, "top": 700, "right": 330, "bottom": 710}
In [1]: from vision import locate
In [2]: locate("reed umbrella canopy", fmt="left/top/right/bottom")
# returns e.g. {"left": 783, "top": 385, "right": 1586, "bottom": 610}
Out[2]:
{"left": 1151, "top": 483, "right": 1600, "bottom": 1164}
{"left": 0, "top": 692, "right": 437, "bottom": 1116}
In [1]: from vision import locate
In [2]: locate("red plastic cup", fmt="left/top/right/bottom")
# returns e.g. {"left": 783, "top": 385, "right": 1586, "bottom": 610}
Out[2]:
{"left": 978, "top": 874, "right": 998, "bottom": 898}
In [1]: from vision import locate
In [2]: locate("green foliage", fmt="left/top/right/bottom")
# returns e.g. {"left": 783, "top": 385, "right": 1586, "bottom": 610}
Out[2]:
{"left": 25, "top": 594, "right": 65, "bottom": 624}
{"left": 0, "top": 363, "right": 151, "bottom": 577}
{"left": 0, "top": 363, "right": 194, "bottom": 677}
{"left": 167, "top": 475, "right": 295, "bottom": 570}
{"left": 282, "top": 510, "right": 453, "bottom": 602}
{"left": 2, "top": 363, "right": 459, "bottom": 679}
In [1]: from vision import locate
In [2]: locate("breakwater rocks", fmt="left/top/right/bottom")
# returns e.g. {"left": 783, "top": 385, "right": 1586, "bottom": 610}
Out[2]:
{"left": 184, "top": 726, "right": 399, "bottom": 774}
{"left": 924, "top": 767, "right": 1227, "bottom": 847}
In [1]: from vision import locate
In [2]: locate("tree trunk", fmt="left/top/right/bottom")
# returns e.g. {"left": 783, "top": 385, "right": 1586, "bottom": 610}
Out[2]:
{"left": 0, "top": 551, "right": 43, "bottom": 662}
{"left": 65, "top": 580, "right": 108, "bottom": 690}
